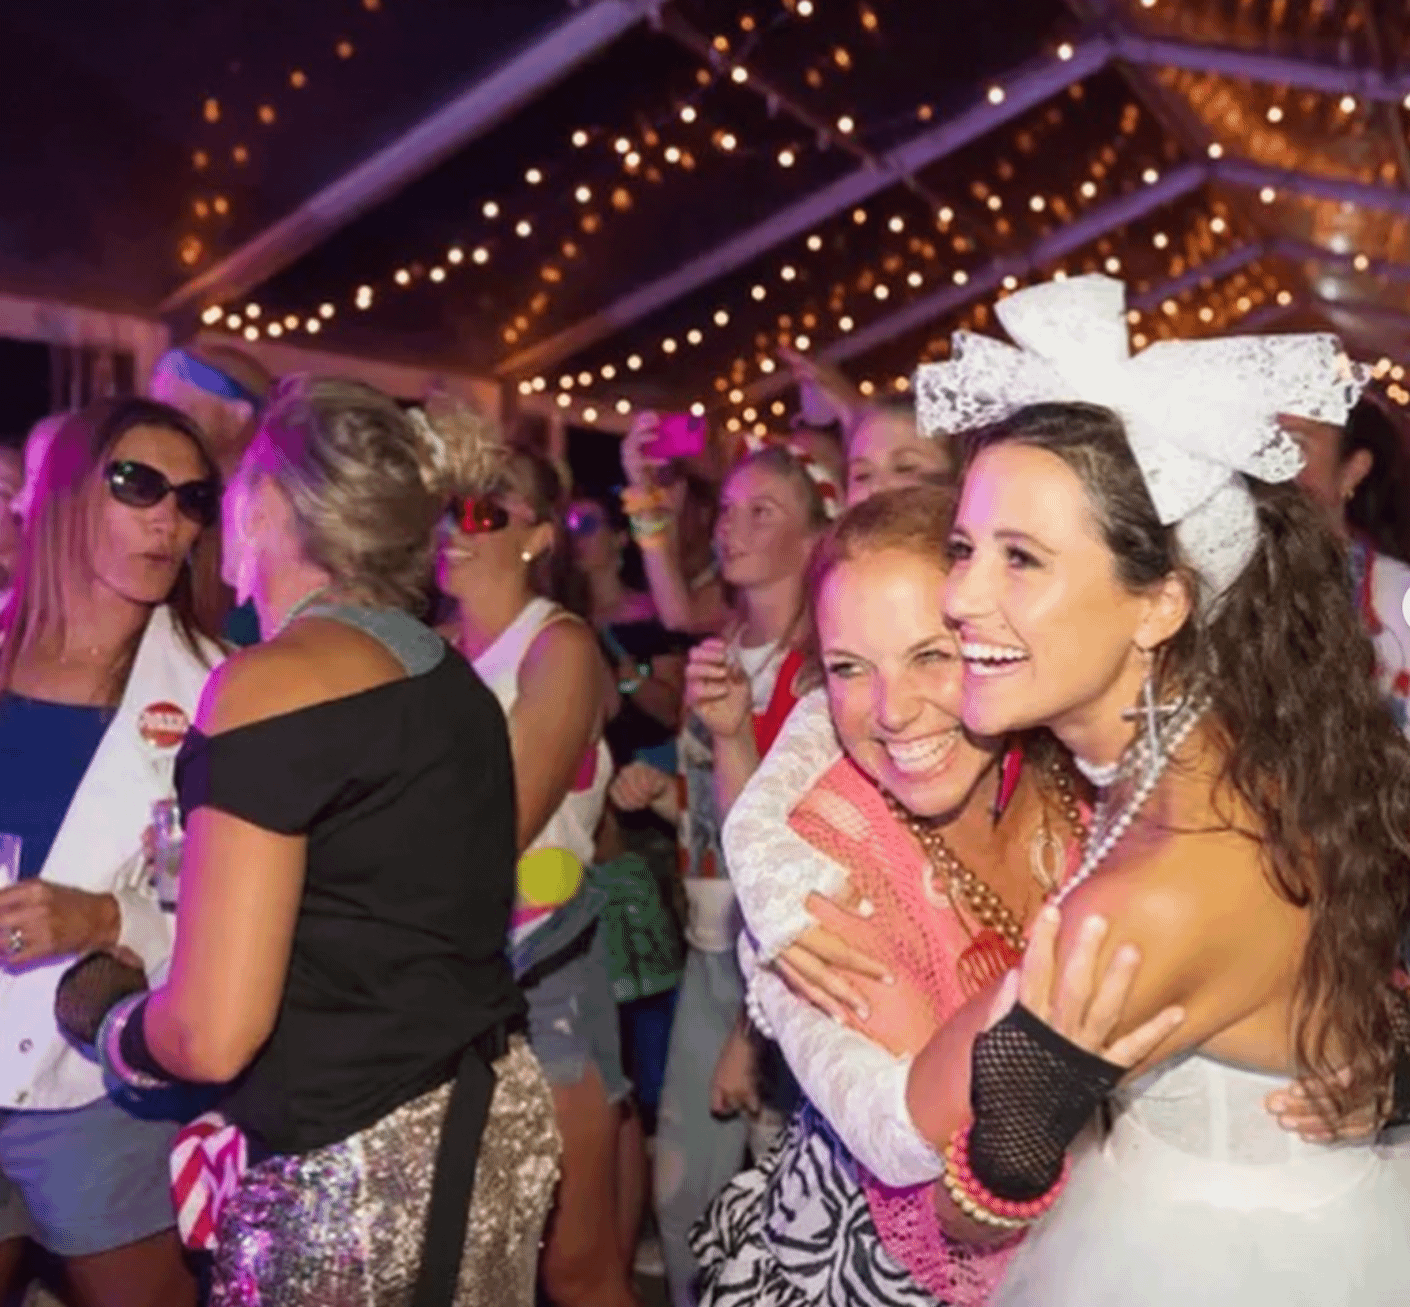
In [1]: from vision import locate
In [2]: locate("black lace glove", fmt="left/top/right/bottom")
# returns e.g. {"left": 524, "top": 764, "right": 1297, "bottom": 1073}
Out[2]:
{"left": 54, "top": 952, "right": 148, "bottom": 1047}
{"left": 968, "top": 1002, "right": 1124, "bottom": 1201}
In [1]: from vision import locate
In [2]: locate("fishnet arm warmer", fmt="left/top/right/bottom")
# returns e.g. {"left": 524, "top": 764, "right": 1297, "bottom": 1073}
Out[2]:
{"left": 739, "top": 930, "right": 942, "bottom": 1187}
{"left": 54, "top": 952, "right": 148, "bottom": 1046}
{"left": 968, "top": 1004, "right": 1123, "bottom": 1202}
{"left": 722, "top": 689, "right": 849, "bottom": 960}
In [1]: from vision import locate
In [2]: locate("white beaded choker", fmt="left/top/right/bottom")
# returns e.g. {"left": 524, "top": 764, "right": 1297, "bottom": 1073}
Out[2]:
{"left": 1056, "top": 690, "right": 1209, "bottom": 907}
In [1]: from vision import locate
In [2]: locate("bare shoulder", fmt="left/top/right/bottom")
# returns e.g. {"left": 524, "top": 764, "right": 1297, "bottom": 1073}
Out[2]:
{"left": 523, "top": 612, "right": 598, "bottom": 680}
{"left": 194, "top": 619, "right": 406, "bottom": 736}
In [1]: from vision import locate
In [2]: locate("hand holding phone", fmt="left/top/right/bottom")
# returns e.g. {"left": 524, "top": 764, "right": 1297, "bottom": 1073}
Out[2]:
{"left": 646, "top": 413, "right": 708, "bottom": 461}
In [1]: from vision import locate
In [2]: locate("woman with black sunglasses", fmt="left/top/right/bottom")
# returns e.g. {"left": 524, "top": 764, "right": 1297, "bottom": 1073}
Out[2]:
{"left": 0, "top": 396, "right": 226, "bottom": 1307}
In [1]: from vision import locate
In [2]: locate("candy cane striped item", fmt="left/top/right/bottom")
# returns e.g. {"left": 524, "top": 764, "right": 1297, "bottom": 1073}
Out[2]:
{"left": 169, "top": 1111, "right": 249, "bottom": 1250}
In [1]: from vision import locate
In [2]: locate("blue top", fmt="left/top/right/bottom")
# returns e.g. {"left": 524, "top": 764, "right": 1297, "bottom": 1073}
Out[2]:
{"left": 0, "top": 693, "right": 112, "bottom": 878}
{"left": 222, "top": 600, "right": 261, "bottom": 648}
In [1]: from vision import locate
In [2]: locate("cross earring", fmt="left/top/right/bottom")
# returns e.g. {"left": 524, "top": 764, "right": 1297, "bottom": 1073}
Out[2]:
{"left": 1122, "top": 646, "right": 1179, "bottom": 759}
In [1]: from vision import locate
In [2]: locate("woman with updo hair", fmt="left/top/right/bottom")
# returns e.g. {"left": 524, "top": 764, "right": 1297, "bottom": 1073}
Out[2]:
{"left": 55, "top": 378, "right": 560, "bottom": 1306}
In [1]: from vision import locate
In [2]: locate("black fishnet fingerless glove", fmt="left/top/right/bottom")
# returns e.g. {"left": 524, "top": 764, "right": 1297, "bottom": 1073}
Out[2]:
{"left": 1387, "top": 987, "right": 1410, "bottom": 1130}
{"left": 54, "top": 952, "right": 148, "bottom": 1047}
{"left": 968, "top": 1003, "right": 1124, "bottom": 1201}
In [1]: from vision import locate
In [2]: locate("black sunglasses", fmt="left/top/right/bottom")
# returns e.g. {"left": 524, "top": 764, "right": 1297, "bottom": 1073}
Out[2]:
{"left": 448, "top": 496, "right": 511, "bottom": 535}
{"left": 104, "top": 460, "right": 220, "bottom": 527}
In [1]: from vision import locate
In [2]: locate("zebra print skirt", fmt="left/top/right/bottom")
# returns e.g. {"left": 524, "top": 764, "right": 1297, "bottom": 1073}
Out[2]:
{"left": 690, "top": 1101, "right": 944, "bottom": 1306}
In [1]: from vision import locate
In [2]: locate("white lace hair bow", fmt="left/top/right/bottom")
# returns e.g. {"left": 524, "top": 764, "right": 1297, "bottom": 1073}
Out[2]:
{"left": 914, "top": 274, "right": 1367, "bottom": 606}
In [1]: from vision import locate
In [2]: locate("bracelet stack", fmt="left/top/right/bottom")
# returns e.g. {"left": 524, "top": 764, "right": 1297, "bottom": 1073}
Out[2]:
{"left": 941, "top": 1124, "right": 1070, "bottom": 1231}
{"left": 620, "top": 485, "right": 674, "bottom": 546}
{"left": 97, "top": 993, "right": 168, "bottom": 1091}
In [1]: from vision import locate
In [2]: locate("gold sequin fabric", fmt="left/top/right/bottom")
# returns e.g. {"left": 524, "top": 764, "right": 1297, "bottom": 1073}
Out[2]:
{"left": 209, "top": 1038, "right": 561, "bottom": 1306}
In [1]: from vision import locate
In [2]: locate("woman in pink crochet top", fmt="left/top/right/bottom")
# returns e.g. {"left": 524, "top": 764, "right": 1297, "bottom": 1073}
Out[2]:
{"left": 692, "top": 484, "right": 1095, "bottom": 1305}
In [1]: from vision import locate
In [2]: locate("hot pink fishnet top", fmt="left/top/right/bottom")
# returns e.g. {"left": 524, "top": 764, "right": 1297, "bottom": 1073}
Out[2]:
{"left": 788, "top": 754, "right": 1074, "bottom": 1304}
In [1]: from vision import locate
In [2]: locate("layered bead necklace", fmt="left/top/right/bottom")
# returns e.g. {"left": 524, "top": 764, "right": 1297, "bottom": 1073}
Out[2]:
{"left": 888, "top": 756, "right": 1086, "bottom": 956}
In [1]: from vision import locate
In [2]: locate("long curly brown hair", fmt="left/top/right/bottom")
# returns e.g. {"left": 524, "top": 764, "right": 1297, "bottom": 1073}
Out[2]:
{"left": 965, "top": 402, "right": 1410, "bottom": 1113}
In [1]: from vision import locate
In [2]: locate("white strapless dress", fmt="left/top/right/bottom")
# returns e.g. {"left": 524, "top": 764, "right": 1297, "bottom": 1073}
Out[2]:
{"left": 992, "top": 1051, "right": 1410, "bottom": 1306}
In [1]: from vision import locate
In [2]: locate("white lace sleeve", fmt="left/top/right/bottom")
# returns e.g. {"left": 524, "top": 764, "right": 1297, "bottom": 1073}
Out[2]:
{"left": 739, "top": 931, "right": 941, "bottom": 1188}
{"left": 722, "top": 689, "right": 848, "bottom": 960}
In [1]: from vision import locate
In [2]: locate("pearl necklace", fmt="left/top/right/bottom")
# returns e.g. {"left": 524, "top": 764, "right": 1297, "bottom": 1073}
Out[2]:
{"left": 1055, "top": 691, "right": 1209, "bottom": 908}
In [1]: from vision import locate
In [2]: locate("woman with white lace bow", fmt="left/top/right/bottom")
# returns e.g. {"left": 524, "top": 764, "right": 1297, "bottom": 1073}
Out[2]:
{"left": 711, "top": 275, "right": 1410, "bottom": 1306}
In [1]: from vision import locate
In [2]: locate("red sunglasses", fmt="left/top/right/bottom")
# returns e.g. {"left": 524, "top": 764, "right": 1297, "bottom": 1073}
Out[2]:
{"left": 449, "top": 496, "right": 511, "bottom": 534}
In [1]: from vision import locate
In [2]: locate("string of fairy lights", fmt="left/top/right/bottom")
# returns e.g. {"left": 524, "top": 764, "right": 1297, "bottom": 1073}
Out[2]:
{"left": 193, "top": 0, "right": 912, "bottom": 344}
{"left": 191, "top": 1, "right": 1410, "bottom": 417}
{"left": 179, "top": 0, "right": 389, "bottom": 273}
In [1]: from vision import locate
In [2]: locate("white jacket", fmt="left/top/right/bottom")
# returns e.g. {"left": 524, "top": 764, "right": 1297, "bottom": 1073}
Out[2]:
{"left": 0, "top": 605, "right": 223, "bottom": 1110}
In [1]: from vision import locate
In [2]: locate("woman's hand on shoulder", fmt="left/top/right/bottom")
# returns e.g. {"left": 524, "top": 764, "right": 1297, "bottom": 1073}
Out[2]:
{"left": 1011, "top": 904, "right": 1186, "bottom": 1072}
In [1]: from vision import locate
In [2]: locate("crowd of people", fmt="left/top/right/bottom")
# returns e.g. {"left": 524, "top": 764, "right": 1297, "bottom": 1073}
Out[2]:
{"left": 0, "top": 270, "right": 1409, "bottom": 1307}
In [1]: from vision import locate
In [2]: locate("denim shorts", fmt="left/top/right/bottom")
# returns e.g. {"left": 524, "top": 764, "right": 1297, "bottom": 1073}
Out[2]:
{"left": 524, "top": 924, "right": 631, "bottom": 1105}
{"left": 0, "top": 1088, "right": 192, "bottom": 1256}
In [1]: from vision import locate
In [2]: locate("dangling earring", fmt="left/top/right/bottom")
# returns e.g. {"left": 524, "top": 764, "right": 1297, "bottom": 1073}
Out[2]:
{"left": 1122, "top": 645, "right": 1176, "bottom": 761}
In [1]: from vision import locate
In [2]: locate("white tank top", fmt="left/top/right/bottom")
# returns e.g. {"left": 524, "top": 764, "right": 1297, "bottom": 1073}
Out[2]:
{"left": 473, "top": 597, "right": 611, "bottom": 941}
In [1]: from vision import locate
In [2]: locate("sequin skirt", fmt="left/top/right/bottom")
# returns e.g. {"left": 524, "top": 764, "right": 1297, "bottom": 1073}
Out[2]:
{"left": 209, "top": 1038, "right": 561, "bottom": 1306}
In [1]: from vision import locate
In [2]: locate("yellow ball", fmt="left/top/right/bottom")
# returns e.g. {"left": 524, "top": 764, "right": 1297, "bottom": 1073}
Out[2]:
{"left": 516, "top": 847, "right": 584, "bottom": 909}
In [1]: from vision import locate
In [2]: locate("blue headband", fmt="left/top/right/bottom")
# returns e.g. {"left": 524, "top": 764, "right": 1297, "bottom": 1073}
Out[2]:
{"left": 158, "top": 349, "right": 264, "bottom": 408}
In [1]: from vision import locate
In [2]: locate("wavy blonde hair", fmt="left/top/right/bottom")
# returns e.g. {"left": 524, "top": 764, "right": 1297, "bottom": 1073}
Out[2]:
{"left": 247, "top": 377, "right": 501, "bottom": 611}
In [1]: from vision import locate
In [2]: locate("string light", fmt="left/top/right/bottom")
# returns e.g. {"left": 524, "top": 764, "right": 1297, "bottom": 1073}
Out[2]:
{"left": 583, "top": 407, "right": 598, "bottom": 422}
{"left": 680, "top": 105, "right": 698, "bottom": 123}
{"left": 572, "top": 129, "right": 589, "bottom": 147}
{"left": 201, "top": 306, "right": 223, "bottom": 325}
{"left": 1266, "top": 105, "right": 1283, "bottom": 123}
{"left": 987, "top": 86, "right": 1005, "bottom": 105}
{"left": 429, "top": 267, "right": 445, "bottom": 282}
{"left": 1259, "top": 187, "right": 1276, "bottom": 203}
{"left": 778, "top": 148, "right": 797, "bottom": 167}
{"left": 526, "top": 167, "right": 544, "bottom": 185}
{"left": 267, "top": 322, "right": 283, "bottom": 338}
{"left": 1207, "top": 142, "right": 1224, "bottom": 158}
{"left": 616, "top": 399, "right": 632, "bottom": 414}
{"left": 482, "top": 201, "right": 500, "bottom": 219}
{"left": 225, "top": 314, "right": 242, "bottom": 330}
{"left": 1057, "top": 42, "right": 1074, "bottom": 61}
{"left": 837, "top": 115, "right": 855, "bottom": 133}
{"left": 472, "top": 246, "right": 489, "bottom": 264}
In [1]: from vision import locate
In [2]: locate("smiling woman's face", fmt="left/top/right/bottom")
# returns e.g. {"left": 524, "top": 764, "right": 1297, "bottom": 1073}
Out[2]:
{"left": 942, "top": 441, "right": 1157, "bottom": 747}
{"left": 818, "top": 545, "right": 1000, "bottom": 819}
